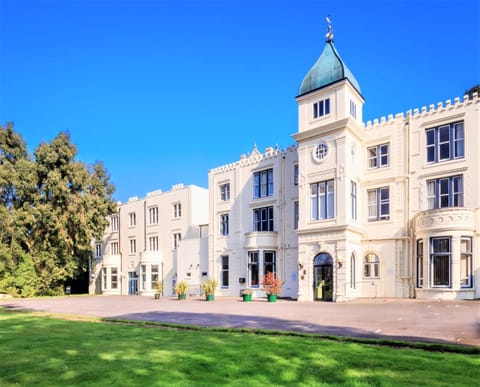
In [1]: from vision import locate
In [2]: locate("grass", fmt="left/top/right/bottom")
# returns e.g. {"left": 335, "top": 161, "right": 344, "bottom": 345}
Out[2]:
{"left": 1, "top": 310, "right": 478, "bottom": 386}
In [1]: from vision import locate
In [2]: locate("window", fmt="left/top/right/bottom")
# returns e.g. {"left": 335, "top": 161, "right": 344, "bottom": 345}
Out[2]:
{"left": 427, "top": 175, "right": 463, "bottom": 209}
{"left": 173, "top": 203, "right": 182, "bottom": 218}
{"left": 416, "top": 239, "right": 423, "bottom": 288}
{"left": 461, "top": 237, "right": 472, "bottom": 288}
{"left": 102, "top": 268, "right": 107, "bottom": 290}
{"left": 350, "top": 253, "right": 356, "bottom": 289}
{"left": 149, "top": 207, "right": 158, "bottom": 225}
{"left": 151, "top": 264, "right": 159, "bottom": 290}
{"left": 141, "top": 264, "right": 147, "bottom": 291}
{"left": 129, "top": 212, "right": 136, "bottom": 227}
{"left": 253, "top": 206, "right": 274, "bottom": 232}
{"left": 248, "top": 251, "right": 259, "bottom": 287}
{"left": 367, "top": 187, "right": 390, "bottom": 221}
{"left": 311, "top": 180, "right": 334, "bottom": 220}
{"left": 149, "top": 236, "right": 158, "bottom": 251}
{"left": 111, "top": 267, "right": 118, "bottom": 289}
{"left": 368, "top": 143, "right": 389, "bottom": 169}
{"left": 111, "top": 215, "right": 119, "bottom": 232}
{"left": 264, "top": 251, "right": 276, "bottom": 274}
{"left": 426, "top": 122, "right": 464, "bottom": 163}
{"left": 313, "top": 98, "right": 330, "bottom": 118}
{"left": 221, "top": 255, "right": 229, "bottom": 288}
{"left": 294, "top": 165, "right": 299, "bottom": 185}
{"left": 351, "top": 181, "right": 357, "bottom": 220}
{"left": 220, "top": 183, "right": 230, "bottom": 201}
{"left": 220, "top": 213, "right": 229, "bottom": 236}
{"left": 173, "top": 233, "right": 181, "bottom": 250}
{"left": 364, "top": 253, "right": 379, "bottom": 278}
{"left": 110, "top": 241, "right": 119, "bottom": 255}
{"left": 253, "top": 168, "right": 273, "bottom": 198}
{"left": 95, "top": 243, "right": 102, "bottom": 259}
{"left": 129, "top": 239, "right": 136, "bottom": 254}
{"left": 350, "top": 99, "right": 357, "bottom": 119}
{"left": 293, "top": 201, "right": 299, "bottom": 230}
{"left": 313, "top": 142, "right": 328, "bottom": 161}
{"left": 430, "top": 237, "right": 451, "bottom": 287}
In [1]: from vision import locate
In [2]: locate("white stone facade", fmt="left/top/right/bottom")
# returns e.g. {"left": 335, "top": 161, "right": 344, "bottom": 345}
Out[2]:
{"left": 90, "top": 184, "right": 209, "bottom": 296}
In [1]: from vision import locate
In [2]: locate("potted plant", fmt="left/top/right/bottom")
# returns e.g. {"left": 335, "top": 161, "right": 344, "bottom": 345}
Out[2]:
{"left": 175, "top": 281, "right": 189, "bottom": 300}
{"left": 241, "top": 288, "right": 253, "bottom": 302}
{"left": 153, "top": 279, "right": 163, "bottom": 299}
{"left": 200, "top": 278, "right": 218, "bottom": 301}
{"left": 262, "top": 272, "right": 282, "bottom": 302}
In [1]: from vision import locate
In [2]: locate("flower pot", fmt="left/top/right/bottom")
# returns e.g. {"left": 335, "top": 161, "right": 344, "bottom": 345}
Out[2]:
{"left": 178, "top": 294, "right": 187, "bottom": 300}
{"left": 206, "top": 294, "right": 214, "bottom": 301}
{"left": 154, "top": 293, "right": 161, "bottom": 300}
{"left": 267, "top": 294, "right": 277, "bottom": 302}
{"left": 242, "top": 294, "right": 252, "bottom": 302}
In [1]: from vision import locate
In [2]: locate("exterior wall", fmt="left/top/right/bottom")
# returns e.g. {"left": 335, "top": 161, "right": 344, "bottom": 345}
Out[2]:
{"left": 208, "top": 146, "right": 298, "bottom": 299}
{"left": 89, "top": 184, "right": 209, "bottom": 297}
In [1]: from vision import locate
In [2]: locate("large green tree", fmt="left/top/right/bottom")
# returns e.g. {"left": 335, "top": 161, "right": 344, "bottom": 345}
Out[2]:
{"left": 0, "top": 123, "right": 116, "bottom": 296}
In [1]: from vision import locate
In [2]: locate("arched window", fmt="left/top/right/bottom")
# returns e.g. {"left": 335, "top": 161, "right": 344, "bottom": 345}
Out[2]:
{"left": 350, "top": 252, "right": 356, "bottom": 288}
{"left": 364, "top": 253, "right": 379, "bottom": 278}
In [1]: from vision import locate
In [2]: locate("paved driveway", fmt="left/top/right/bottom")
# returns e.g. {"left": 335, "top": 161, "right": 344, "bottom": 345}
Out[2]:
{"left": 1, "top": 296, "right": 479, "bottom": 347}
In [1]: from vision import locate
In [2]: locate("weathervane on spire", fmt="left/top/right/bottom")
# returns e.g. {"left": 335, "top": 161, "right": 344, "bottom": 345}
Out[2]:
{"left": 325, "top": 15, "right": 334, "bottom": 42}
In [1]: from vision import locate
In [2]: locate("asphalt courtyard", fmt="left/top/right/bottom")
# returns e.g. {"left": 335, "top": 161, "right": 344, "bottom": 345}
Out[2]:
{"left": 1, "top": 295, "right": 479, "bottom": 347}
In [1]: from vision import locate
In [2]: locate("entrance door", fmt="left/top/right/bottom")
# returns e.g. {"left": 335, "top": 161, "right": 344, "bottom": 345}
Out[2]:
{"left": 128, "top": 272, "right": 138, "bottom": 295}
{"left": 313, "top": 253, "right": 333, "bottom": 301}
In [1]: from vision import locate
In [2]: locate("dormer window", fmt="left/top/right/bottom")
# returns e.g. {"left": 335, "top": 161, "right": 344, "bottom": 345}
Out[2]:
{"left": 313, "top": 98, "right": 330, "bottom": 119}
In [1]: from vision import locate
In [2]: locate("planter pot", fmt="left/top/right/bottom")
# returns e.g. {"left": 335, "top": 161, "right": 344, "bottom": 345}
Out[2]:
{"left": 267, "top": 294, "right": 277, "bottom": 303}
{"left": 242, "top": 294, "right": 252, "bottom": 302}
{"left": 178, "top": 294, "right": 187, "bottom": 300}
{"left": 205, "top": 294, "right": 215, "bottom": 301}
{"left": 154, "top": 293, "right": 161, "bottom": 300}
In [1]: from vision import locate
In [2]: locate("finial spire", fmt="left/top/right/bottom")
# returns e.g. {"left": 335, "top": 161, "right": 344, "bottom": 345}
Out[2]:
{"left": 325, "top": 15, "right": 334, "bottom": 42}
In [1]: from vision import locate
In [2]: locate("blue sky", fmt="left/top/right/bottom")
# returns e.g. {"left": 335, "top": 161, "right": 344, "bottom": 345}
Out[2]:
{"left": 1, "top": 0, "right": 478, "bottom": 202}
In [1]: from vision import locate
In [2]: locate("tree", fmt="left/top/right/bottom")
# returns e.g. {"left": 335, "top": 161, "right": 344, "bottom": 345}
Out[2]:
{"left": 0, "top": 124, "right": 116, "bottom": 296}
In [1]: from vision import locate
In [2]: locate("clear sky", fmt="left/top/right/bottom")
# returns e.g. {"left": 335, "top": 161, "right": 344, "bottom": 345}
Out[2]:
{"left": 1, "top": 0, "right": 479, "bottom": 202}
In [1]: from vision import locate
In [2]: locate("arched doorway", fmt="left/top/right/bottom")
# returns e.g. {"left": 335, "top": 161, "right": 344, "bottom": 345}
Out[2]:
{"left": 313, "top": 253, "right": 333, "bottom": 301}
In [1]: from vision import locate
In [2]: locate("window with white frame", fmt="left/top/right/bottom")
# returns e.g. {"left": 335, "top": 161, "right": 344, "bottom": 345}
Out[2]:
{"left": 416, "top": 239, "right": 423, "bottom": 288}
{"left": 102, "top": 268, "right": 107, "bottom": 290}
{"left": 427, "top": 175, "right": 463, "bottom": 209}
{"left": 368, "top": 143, "right": 389, "bottom": 169}
{"left": 129, "top": 239, "right": 136, "bottom": 254}
{"left": 294, "top": 164, "right": 299, "bottom": 185}
{"left": 111, "top": 267, "right": 118, "bottom": 289}
{"left": 149, "top": 207, "right": 158, "bottom": 225}
{"left": 141, "top": 264, "right": 147, "bottom": 291}
{"left": 110, "top": 215, "right": 119, "bottom": 232}
{"left": 247, "top": 250, "right": 276, "bottom": 288}
{"left": 221, "top": 255, "right": 229, "bottom": 288}
{"left": 293, "top": 201, "right": 299, "bottom": 230}
{"left": 351, "top": 180, "right": 357, "bottom": 220}
{"left": 313, "top": 142, "right": 329, "bottom": 161}
{"left": 313, "top": 98, "right": 330, "bottom": 119}
{"left": 173, "top": 203, "right": 182, "bottom": 218}
{"left": 350, "top": 99, "right": 357, "bottom": 119}
{"left": 149, "top": 236, "right": 158, "bottom": 251}
{"left": 460, "top": 237, "right": 472, "bottom": 288}
{"left": 248, "top": 251, "right": 259, "bottom": 287}
{"left": 129, "top": 212, "right": 136, "bottom": 227}
{"left": 364, "top": 253, "right": 379, "bottom": 278}
{"left": 173, "top": 233, "right": 181, "bottom": 250}
{"left": 151, "top": 264, "right": 159, "bottom": 290}
{"left": 95, "top": 243, "right": 102, "bottom": 259}
{"left": 253, "top": 168, "right": 273, "bottom": 199}
{"left": 367, "top": 187, "right": 389, "bottom": 221}
{"left": 220, "top": 183, "right": 230, "bottom": 201}
{"left": 264, "top": 251, "right": 276, "bottom": 274}
{"left": 430, "top": 237, "right": 451, "bottom": 287}
{"left": 311, "top": 180, "right": 334, "bottom": 220}
{"left": 220, "top": 213, "right": 229, "bottom": 236}
{"left": 426, "top": 122, "right": 464, "bottom": 163}
{"left": 110, "top": 241, "right": 119, "bottom": 255}
{"left": 253, "top": 206, "right": 274, "bottom": 232}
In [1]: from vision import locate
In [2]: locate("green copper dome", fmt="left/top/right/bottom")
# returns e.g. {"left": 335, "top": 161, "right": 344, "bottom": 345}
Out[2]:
{"left": 299, "top": 40, "right": 361, "bottom": 96}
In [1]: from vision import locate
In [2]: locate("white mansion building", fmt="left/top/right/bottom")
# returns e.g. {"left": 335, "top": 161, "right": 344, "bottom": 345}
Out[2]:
{"left": 91, "top": 29, "right": 480, "bottom": 301}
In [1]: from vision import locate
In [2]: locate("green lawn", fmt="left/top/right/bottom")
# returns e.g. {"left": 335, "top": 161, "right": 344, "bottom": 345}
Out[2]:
{"left": 1, "top": 310, "right": 478, "bottom": 386}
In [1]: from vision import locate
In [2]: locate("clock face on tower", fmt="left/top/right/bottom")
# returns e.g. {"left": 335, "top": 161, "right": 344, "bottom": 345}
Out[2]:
{"left": 312, "top": 141, "right": 328, "bottom": 162}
